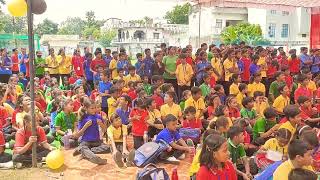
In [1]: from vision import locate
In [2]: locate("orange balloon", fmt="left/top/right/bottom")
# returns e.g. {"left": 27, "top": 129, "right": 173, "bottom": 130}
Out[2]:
{"left": 7, "top": 0, "right": 27, "bottom": 17}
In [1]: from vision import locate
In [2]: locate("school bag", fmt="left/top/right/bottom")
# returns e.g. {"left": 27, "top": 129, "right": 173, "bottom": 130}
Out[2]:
{"left": 134, "top": 140, "right": 169, "bottom": 167}
{"left": 136, "top": 163, "right": 169, "bottom": 180}
{"left": 254, "top": 161, "right": 282, "bottom": 180}
{"left": 179, "top": 128, "right": 201, "bottom": 144}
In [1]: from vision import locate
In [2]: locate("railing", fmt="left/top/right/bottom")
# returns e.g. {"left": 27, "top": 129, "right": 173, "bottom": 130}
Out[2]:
{"left": 112, "top": 38, "right": 165, "bottom": 44}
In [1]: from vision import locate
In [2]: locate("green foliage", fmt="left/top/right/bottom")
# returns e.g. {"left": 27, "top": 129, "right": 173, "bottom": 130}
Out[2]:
{"left": 99, "top": 29, "right": 117, "bottom": 47}
{"left": 35, "top": 18, "right": 58, "bottom": 36}
{"left": 82, "top": 11, "right": 105, "bottom": 40}
{"left": 58, "top": 17, "right": 85, "bottom": 35}
{"left": 164, "top": 3, "right": 191, "bottom": 24}
{"left": 220, "top": 23, "right": 269, "bottom": 45}
{"left": 0, "top": 14, "right": 27, "bottom": 34}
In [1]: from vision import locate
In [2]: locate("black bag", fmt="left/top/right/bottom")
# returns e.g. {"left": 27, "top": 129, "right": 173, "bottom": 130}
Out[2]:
{"left": 136, "top": 163, "right": 169, "bottom": 180}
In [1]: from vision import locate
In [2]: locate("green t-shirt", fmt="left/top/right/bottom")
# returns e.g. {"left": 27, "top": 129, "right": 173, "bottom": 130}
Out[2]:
{"left": 199, "top": 83, "right": 210, "bottom": 97}
{"left": 162, "top": 55, "right": 178, "bottom": 79}
{"left": 240, "top": 108, "right": 257, "bottom": 120}
{"left": 18, "top": 82, "right": 24, "bottom": 91}
{"left": 207, "top": 52, "right": 213, "bottom": 62}
{"left": 143, "top": 83, "right": 152, "bottom": 96}
{"left": 228, "top": 138, "right": 246, "bottom": 164}
{"left": 179, "top": 101, "right": 185, "bottom": 111}
{"left": 253, "top": 117, "right": 277, "bottom": 140}
{"left": 269, "top": 81, "right": 285, "bottom": 99}
{"left": 35, "top": 57, "right": 45, "bottom": 75}
{"left": 54, "top": 111, "right": 77, "bottom": 132}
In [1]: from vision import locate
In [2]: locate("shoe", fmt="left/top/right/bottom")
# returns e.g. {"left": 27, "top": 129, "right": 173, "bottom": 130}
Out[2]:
{"left": 73, "top": 149, "right": 80, "bottom": 156}
{"left": 165, "top": 156, "right": 180, "bottom": 164}
{"left": 113, "top": 151, "right": 124, "bottom": 168}
{"left": 0, "top": 161, "right": 14, "bottom": 169}
{"left": 90, "top": 156, "right": 107, "bottom": 165}
{"left": 186, "top": 139, "right": 195, "bottom": 147}
{"left": 125, "top": 150, "right": 135, "bottom": 167}
{"left": 178, "top": 153, "right": 185, "bottom": 160}
{"left": 15, "top": 163, "right": 23, "bottom": 169}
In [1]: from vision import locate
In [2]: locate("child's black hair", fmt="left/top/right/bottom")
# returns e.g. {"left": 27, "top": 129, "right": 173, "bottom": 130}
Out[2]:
{"left": 300, "top": 131, "right": 319, "bottom": 149}
{"left": 297, "top": 96, "right": 310, "bottom": 105}
{"left": 284, "top": 105, "right": 301, "bottom": 120}
{"left": 288, "top": 139, "right": 310, "bottom": 160}
{"left": 163, "top": 114, "right": 178, "bottom": 125}
{"left": 184, "top": 106, "right": 196, "bottom": 115}
{"left": 277, "top": 84, "right": 287, "bottom": 94}
{"left": 296, "top": 74, "right": 308, "bottom": 83}
{"left": 253, "top": 91, "right": 264, "bottom": 99}
{"left": 136, "top": 53, "right": 142, "bottom": 58}
{"left": 274, "top": 71, "right": 284, "bottom": 79}
{"left": 214, "top": 105, "right": 227, "bottom": 117}
{"left": 234, "top": 118, "right": 249, "bottom": 128}
{"left": 134, "top": 98, "right": 146, "bottom": 109}
{"left": 109, "top": 86, "right": 118, "bottom": 94}
{"left": 207, "top": 94, "right": 220, "bottom": 106}
{"left": 120, "top": 94, "right": 132, "bottom": 104}
{"left": 117, "top": 68, "right": 124, "bottom": 73}
{"left": 288, "top": 168, "right": 317, "bottom": 180}
{"left": 213, "top": 84, "right": 223, "bottom": 92}
{"left": 275, "top": 128, "right": 292, "bottom": 141}
{"left": 263, "top": 107, "right": 278, "bottom": 119}
{"left": 191, "top": 86, "right": 202, "bottom": 95}
{"left": 228, "top": 126, "right": 243, "bottom": 140}
{"left": 209, "top": 116, "right": 229, "bottom": 130}
{"left": 242, "top": 96, "right": 254, "bottom": 107}
{"left": 128, "top": 65, "right": 136, "bottom": 71}
{"left": 201, "top": 129, "right": 220, "bottom": 142}
{"left": 238, "top": 83, "right": 247, "bottom": 92}
{"left": 110, "top": 113, "right": 121, "bottom": 123}
{"left": 230, "top": 73, "right": 239, "bottom": 83}
{"left": 202, "top": 73, "right": 210, "bottom": 81}
{"left": 145, "top": 97, "right": 154, "bottom": 108}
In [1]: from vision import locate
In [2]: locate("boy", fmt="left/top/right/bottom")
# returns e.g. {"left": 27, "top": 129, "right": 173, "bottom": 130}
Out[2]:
{"left": 107, "top": 87, "right": 120, "bottom": 119}
{"left": 240, "top": 97, "right": 257, "bottom": 125}
{"left": 279, "top": 105, "right": 301, "bottom": 139}
{"left": 124, "top": 65, "right": 141, "bottom": 85}
{"left": 113, "top": 68, "right": 124, "bottom": 81}
{"left": 156, "top": 114, "right": 191, "bottom": 163}
{"left": 236, "top": 83, "right": 247, "bottom": 108}
{"left": 152, "top": 85, "right": 164, "bottom": 110}
{"left": 227, "top": 125, "right": 252, "bottom": 180}
{"left": 117, "top": 52, "right": 130, "bottom": 75}
{"left": 288, "top": 168, "right": 317, "bottom": 180}
{"left": 135, "top": 53, "right": 144, "bottom": 77}
{"left": 127, "top": 81, "right": 137, "bottom": 101}
{"left": 214, "top": 84, "right": 226, "bottom": 105}
{"left": 253, "top": 91, "right": 269, "bottom": 118}
{"left": 68, "top": 71, "right": 78, "bottom": 85}
{"left": 176, "top": 53, "right": 194, "bottom": 100}
{"left": 249, "top": 54, "right": 260, "bottom": 76}
{"left": 269, "top": 71, "right": 286, "bottom": 102}
{"left": 93, "top": 65, "right": 104, "bottom": 85}
{"left": 184, "top": 87, "right": 206, "bottom": 119}
{"left": 273, "top": 139, "right": 314, "bottom": 180}
{"left": 182, "top": 106, "right": 202, "bottom": 129}
{"left": 199, "top": 73, "right": 211, "bottom": 98}
{"left": 115, "top": 95, "right": 132, "bottom": 126}
{"left": 252, "top": 107, "right": 280, "bottom": 143}
{"left": 109, "top": 51, "right": 119, "bottom": 79}
{"left": 297, "top": 96, "right": 320, "bottom": 127}
{"left": 294, "top": 74, "right": 312, "bottom": 103}
{"left": 18, "top": 72, "right": 28, "bottom": 90}
{"left": 142, "top": 75, "right": 152, "bottom": 96}
{"left": 99, "top": 70, "right": 112, "bottom": 114}
{"left": 160, "top": 92, "right": 182, "bottom": 120}
{"left": 273, "top": 85, "right": 290, "bottom": 114}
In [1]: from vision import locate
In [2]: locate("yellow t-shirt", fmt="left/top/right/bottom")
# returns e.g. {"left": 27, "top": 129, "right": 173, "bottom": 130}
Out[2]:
{"left": 113, "top": 76, "right": 124, "bottom": 81}
{"left": 160, "top": 103, "right": 182, "bottom": 119}
{"left": 229, "top": 83, "right": 240, "bottom": 96}
{"left": 273, "top": 160, "right": 314, "bottom": 180}
{"left": 297, "top": 81, "right": 317, "bottom": 92}
{"left": 175, "top": 63, "right": 193, "bottom": 86}
{"left": 45, "top": 56, "right": 59, "bottom": 74}
{"left": 189, "top": 148, "right": 201, "bottom": 176}
{"left": 257, "top": 57, "right": 267, "bottom": 78}
{"left": 16, "top": 85, "right": 23, "bottom": 96}
{"left": 184, "top": 97, "right": 206, "bottom": 118}
{"left": 107, "top": 124, "right": 128, "bottom": 143}
{"left": 248, "top": 82, "right": 266, "bottom": 97}
{"left": 123, "top": 74, "right": 141, "bottom": 85}
{"left": 211, "top": 57, "right": 223, "bottom": 80}
{"left": 107, "top": 97, "right": 117, "bottom": 118}
{"left": 254, "top": 102, "right": 269, "bottom": 118}
{"left": 279, "top": 121, "right": 296, "bottom": 139}
{"left": 148, "top": 109, "right": 161, "bottom": 124}
{"left": 109, "top": 59, "right": 118, "bottom": 79}
{"left": 236, "top": 92, "right": 246, "bottom": 108}
{"left": 57, "top": 55, "right": 72, "bottom": 74}
{"left": 262, "top": 138, "right": 288, "bottom": 156}
{"left": 273, "top": 95, "right": 290, "bottom": 113}
{"left": 3, "top": 103, "right": 13, "bottom": 117}
{"left": 223, "top": 58, "right": 238, "bottom": 81}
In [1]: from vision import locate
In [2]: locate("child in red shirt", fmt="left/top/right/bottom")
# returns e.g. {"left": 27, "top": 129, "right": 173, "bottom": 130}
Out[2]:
{"left": 207, "top": 95, "right": 221, "bottom": 120}
{"left": 182, "top": 106, "right": 202, "bottom": 129}
{"left": 240, "top": 49, "right": 251, "bottom": 83}
{"left": 294, "top": 74, "right": 313, "bottom": 103}
{"left": 68, "top": 71, "right": 79, "bottom": 85}
{"left": 129, "top": 98, "right": 149, "bottom": 149}
{"left": 127, "top": 81, "right": 137, "bottom": 101}
{"left": 152, "top": 85, "right": 164, "bottom": 110}
{"left": 297, "top": 96, "right": 320, "bottom": 127}
{"left": 288, "top": 53, "right": 300, "bottom": 75}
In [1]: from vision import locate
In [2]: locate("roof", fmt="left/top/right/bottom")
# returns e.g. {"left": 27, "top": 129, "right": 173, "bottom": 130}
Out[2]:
{"left": 194, "top": 0, "right": 320, "bottom": 10}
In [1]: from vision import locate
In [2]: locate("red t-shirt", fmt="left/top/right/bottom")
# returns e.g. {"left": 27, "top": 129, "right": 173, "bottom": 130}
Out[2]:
{"left": 210, "top": 76, "right": 216, "bottom": 88}
{"left": 300, "top": 107, "right": 315, "bottom": 122}
{"left": 294, "top": 87, "right": 313, "bottom": 102}
{"left": 182, "top": 119, "right": 202, "bottom": 129}
{"left": 72, "top": 55, "right": 85, "bottom": 76}
{"left": 11, "top": 109, "right": 21, "bottom": 126}
{"left": 241, "top": 57, "right": 251, "bottom": 82}
{"left": 69, "top": 77, "right": 78, "bottom": 85}
{"left": 289, "top": 58, "right": 300, "bottom": 74}
{"left": 152, "top": 94, "right": 164, "bottom": 110}
{"left": 36, "top": 98, "right": 47, "bottom": 112}
{"left": 244, "top": 130, "right": 251, "bottom": 144}
{"left": 128, "top": 90, "right": 137, "bottom": 102}
{"left": 0, "top": 131, "right": 5, "bottom": 147}
{"left": 176, "top": 57, "right": 194, "bottom": 66}
{"left": 285, "top": 75, "right": 293, "bottom": 89}
{"left": 90, "top": 89, "right": 99, "bottom": 101}
{"left": 0, "top": 107, "right": 9, "bottom": 130}
{"left": 207, "top": 106, "right": 216, "bottom": 117}
{"left": 129, "top": 108, "right": 148, "bottom": 136}
{"left": 196, "top": 161, "right": 237, "bottom": 180}
{"left": 267, "top": 64, "right": 277, "bottom": 78}
{"left": 73, "top": 99, "right": 81, "bottom": 112}
{"left": 229, "top": 107, "right": 240, "bottom": 119}
{"left": 90, "top": 58, "right": 107, "bottom": 72}
{"left": 14, "top": 126, "right": 47, "bottom": 150}
{"left": 11, "top": 54, "right": 19, "bottom": 72}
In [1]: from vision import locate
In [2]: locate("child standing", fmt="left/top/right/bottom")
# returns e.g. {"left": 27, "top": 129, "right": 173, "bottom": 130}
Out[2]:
{"left": 249, "top": 54, "right": 260, "bottom": 76}
{"left": 176, "top": 53, "right": 193, "bottom": 100}
{"left": 107, "top": 87, "right": 120, "bottom": 119}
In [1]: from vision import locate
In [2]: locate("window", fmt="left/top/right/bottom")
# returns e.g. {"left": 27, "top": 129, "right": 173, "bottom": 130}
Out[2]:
{"left": 268, "top": 23, "right": 276, "bottom": 38}
{"left": 302, "top": 34, "right": 307, "bottom": 38}
{"left": 281, "top": 24, "right": 289, "bottom": 38}
{"left": 271, "top": 10, "right": 277, "bottom": 14}
{"left": 153, "top": 33, "right": 160, "bottom": 39}
{"left": 216, "top": 19, "right": 222, "bottom": 28}
{"left": 282, "top": 11, "right": 289, "bottom": 16}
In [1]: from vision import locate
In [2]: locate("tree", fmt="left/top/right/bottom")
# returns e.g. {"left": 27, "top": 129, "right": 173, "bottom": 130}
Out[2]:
{"left": 82, "top": 11, "right": 105, "bottom": 40}
{"left": 0, "top": 14, "right": 27, "bottom": 34}
{"left": 220, "top": 22, "right": 270, "bottom": 45}
{"left": 164, "top": 3, "right": 191, "bottom": 24}
{"left": 98, "top": 29, "right": 116, "bottom": 47}
{"left": 35, "top": 18, "right": 58, "bottom": 36}
{"left": 58, "top": 17, "right": 86, "bottom": 36}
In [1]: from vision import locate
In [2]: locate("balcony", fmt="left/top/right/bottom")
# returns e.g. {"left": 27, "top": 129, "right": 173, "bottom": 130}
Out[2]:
{"left": 112, "top": 38, "right": 165, "bottom": 44}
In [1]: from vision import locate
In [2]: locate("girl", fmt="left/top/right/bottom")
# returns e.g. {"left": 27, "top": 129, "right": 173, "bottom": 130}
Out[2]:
{"left": 226, "top": 95, "right": 241, "bottom": 121}
{"left": 229, "top": 73, "right": 241, "bottom": 96}
{"left": 179, "top": 90, "right": 191, "bottom": 111}
{"left": 57, "top": 48, "right": 72, "bottom": 80}
{"left": 146, "top": 98, "right": 164, "bottom": 140}
{"left": 248, "top": 72, "right": 266, "bottom": 97}
{"left": 73, "top": 99, "right": 109, "bottom": 165}
{"left": 223, "top": 49, "right": 239, "bottom": 95}
{"left": 208, "top": 116, "right": 230, "bottom": 138}
{"left": 129, "top": 98, "right": 149, "bottom": 149}
{"left": 196, "top": 134, "right": 237, "bottom": 180}
{"left": 196, "top": 51, "right": 211, "bottom": 85}
{"left": 206, "top": 95, "right": 221, "bottom": 120}
{"left": 213, "top": 105, "right": 233, "bottom": 127}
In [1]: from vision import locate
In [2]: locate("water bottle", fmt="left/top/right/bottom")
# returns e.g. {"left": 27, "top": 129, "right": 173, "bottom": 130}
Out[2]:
{"left": 63, "top": 134, "right": 70, "bottom": 149}
{"left": 143, "top": 131, "right": 148, "bottom": 144}
{"left": 171, "top": 167, "right": 179, "bottom": 180}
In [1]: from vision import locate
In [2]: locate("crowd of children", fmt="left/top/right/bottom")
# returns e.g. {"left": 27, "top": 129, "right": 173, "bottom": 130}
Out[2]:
{"left": 0, "top": 44, "right": 319, "bottom": 179}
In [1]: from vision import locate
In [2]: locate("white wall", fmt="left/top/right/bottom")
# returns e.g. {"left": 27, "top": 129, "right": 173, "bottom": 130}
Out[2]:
{"left": 248, "top": 8, "right": 267, "bottom": 37}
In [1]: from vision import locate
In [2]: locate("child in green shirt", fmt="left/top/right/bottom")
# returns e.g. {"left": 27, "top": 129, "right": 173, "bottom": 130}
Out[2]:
{"left": 199, "top": 74, "right": 211, "bottom": 98}
{"left": 240, "top": 97, "right": 257, "bottom": 126}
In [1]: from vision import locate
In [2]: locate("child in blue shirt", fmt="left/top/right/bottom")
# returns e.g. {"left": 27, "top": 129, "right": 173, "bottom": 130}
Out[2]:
{"left": 249, "top": 54, "right": 260, "bottom": 77}
{"left": 117, "top": 52, "right": 130, "bottom": 75}
{"left": 73, "top": 98, "right": 110, "bottom": 165}
{"left": 156, "top": 114, "right": 192, "bottom": 164}
{"left": 98, "top": 70, "right": 112, "bottom": 114}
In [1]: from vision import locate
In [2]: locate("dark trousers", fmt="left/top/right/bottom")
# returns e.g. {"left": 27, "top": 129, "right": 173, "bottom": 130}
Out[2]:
{"left": 78, "top": 141, "right": 110, "bottom": 163}
{"left": 178, "top": 85, "right": 191, "bottom": 102}
{"left": 148, "top": 119, "right": 163, "bottom": 139}
{"left": 13, "top": 147, "right": 50, "bottom": 164}
{"left": 133, "top": 136, "right": 144, "bottom": 150}
{"left": 222, "top": 81, "right": 232, "bottom": 96}
{"left": 164, "top": 79, "right": 178, "bottom": 94}
{"left": 0, "top": 152, "right": 12, "bottom": 163}
{"left": 159, "top": 148, "right": 184, "bottom": 160}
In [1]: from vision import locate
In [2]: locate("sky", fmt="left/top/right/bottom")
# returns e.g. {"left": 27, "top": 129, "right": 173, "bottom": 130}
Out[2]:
{"left": 4, "top": 0, "right": 185, "bottom": 24}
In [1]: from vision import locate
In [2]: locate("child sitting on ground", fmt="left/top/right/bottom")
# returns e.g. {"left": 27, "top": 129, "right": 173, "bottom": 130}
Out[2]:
{"left": 279, "top": 105, "right": 301, "bottom": 139}
{"left": 182, "top": 106, "right": 202, "bottom": 130}
{"left": 156, "top": 114, "right": 192, "bottom": 164}
{"left": 240, "top": 97, "right": 257, "bottom": 126}
{"left": 273, "top": 84, "right": 290, "bottom": 115}
{"left": 253, "top": 91, "right": 269, "bottom": 118}
{"left": 236, "top": 83, "right": 248, "bottom": 108}
{"left": 179, "top": 90, "right": 191, "bottom": 111}
{"left": 145, "top": 98, "right": 164, "bottom": 140}
{"left": 0, "top": 130, "right": 12, "bottom": 168}
{"left": 288, "top": 168, "right": 317, "bottom": 180}
{"left": 297, "top": 96, "right": 320, "bottom": 127}
{"left": 208, "top": 116, "right": 230, "bottom": 138}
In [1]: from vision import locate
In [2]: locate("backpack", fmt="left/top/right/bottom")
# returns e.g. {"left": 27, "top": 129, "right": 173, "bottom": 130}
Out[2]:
{"left": 254, "top": 161, "right": 282, "bottom": 180}
{"left": 134, "top": 140, "right": 169, "bottom": 167}
{"left": 179, "top": 128, "right": 201, "bottom": 144}
{"left": 136, "top": 163, "right": 169, "bottom": 180}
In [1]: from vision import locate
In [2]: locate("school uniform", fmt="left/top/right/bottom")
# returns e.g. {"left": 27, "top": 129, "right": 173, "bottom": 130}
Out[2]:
{"left": 107, "top": 124, "right": 128, "bottom": 152}
{"left": 196, "top": 161, "right": 237, "bottom": 180}
{"left": 0, "top": 131, "right": 11, "bottom": 163}
{"left": 129, "top": 108, "right": 148, "bottom": 149}
{"left": 273, "top": 95, "right": 290, "bottom": 113}
{"left": 156, "top": 128, "right": 184, "bottom": 160}
{"left": 176, "top": 63, "right": 193, "bottom": 100}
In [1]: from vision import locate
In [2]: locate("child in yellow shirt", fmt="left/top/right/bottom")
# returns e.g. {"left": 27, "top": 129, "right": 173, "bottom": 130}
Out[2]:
{"left": 253, "top": 91, "right": 269, "bottom": 118}
{"left": 175, "top": 53, "right": 193, "bottom": 100}
{"left": 236, "top": 83, "right": 247, "bottom": 108}
{"left": 229, "top": 73, "right": 241, "bottom": 96}
{"left": 273, "top": 85, "right": 290, "bottom": 114}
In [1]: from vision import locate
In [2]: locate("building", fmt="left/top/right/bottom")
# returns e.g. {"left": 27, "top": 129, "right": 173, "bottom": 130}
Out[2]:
{"left": 189, "top": 0, "right": 320, "bottom": 49}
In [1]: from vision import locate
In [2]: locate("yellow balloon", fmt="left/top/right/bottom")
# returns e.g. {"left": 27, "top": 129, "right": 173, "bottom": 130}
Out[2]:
{"left": 46, "top": 150, "right": 64, "bottom": 170}
{"left": 7, "top": 0, "right": 27, "bottom": 17}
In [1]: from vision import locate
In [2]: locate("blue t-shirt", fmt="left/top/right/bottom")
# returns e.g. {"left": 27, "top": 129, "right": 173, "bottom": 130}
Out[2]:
{"left": 311, "top": 56, "right": 320, "bottom": 74}
{"left": 78, "top": 114, "right": 100, "bottom": 142}
{"left": 83, "top": 59, "right": 93, "bottom": 81}
{"left": 300, "top": 53, "right": 311, "bottom": 69}
{"left": 117, "top": 60, "right": 130, "bottom": 75}
{"left": 237, "top": 60, "right": 244, "bottom": 74}
{"left": 50, "top": 111, "right": 57, "bottom": 132}
{"left": 19, "top": 78, "right": 28, "bottom": 89}
{"left": 156, "top": 128, "right": 181, "bottom": 145}
{"left": 196, "top": 60, "right": 210, "bottom": 83}
{"left": 249, "top": 63, "right": 260, "bottom": 76}
{"left": 18, "top": 54, "right": 28, "bottom": 73}
{"left": 115, "top": 107, "right": 131, "bottom": 125}
{"left": 98, "top": 81, "right": 112, "bottom": 107}
{"left": 93, "top": 74, "right": 101, "bottom": 84}
{"left": 0, "top": 56, "right": 12, "bottom": 75}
